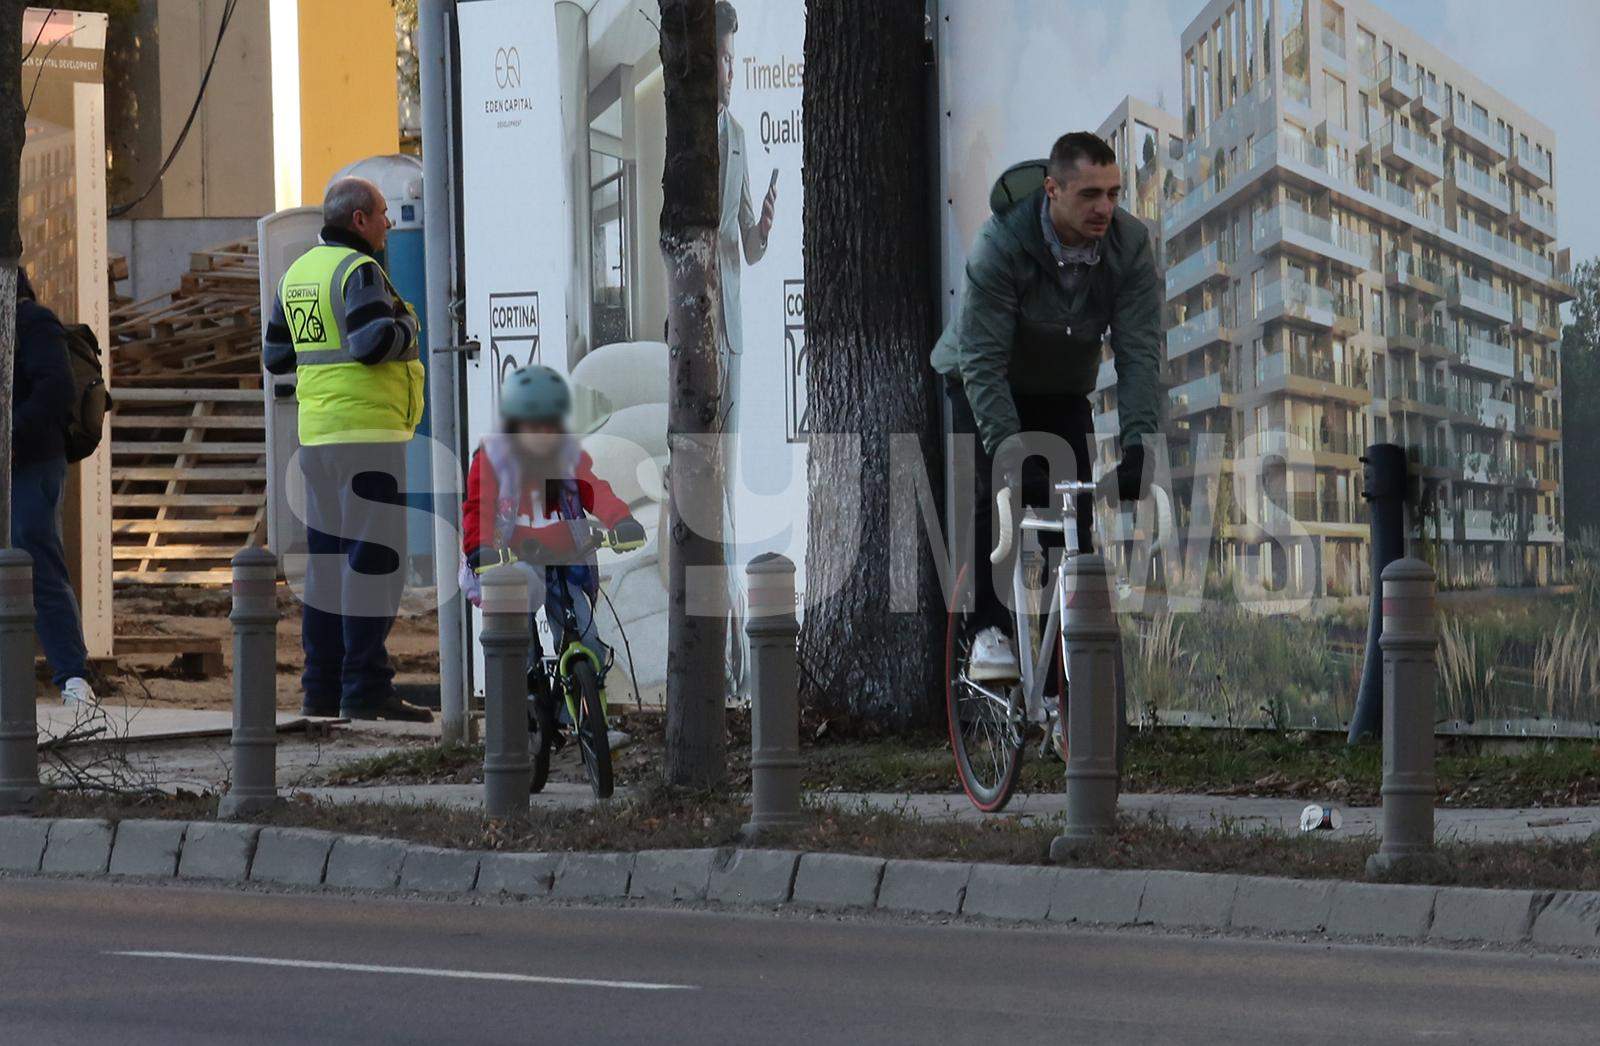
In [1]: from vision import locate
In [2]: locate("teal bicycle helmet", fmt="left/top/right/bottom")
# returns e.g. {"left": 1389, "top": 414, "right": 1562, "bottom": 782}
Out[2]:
{"left": 500, "top": 364, "right": 571, "bottom": 423}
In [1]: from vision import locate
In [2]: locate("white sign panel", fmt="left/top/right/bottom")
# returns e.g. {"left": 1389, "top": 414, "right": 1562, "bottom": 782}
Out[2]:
{"left": 723, "top": 0, "right": 809, "bottom": 594}
{"left": 458, "top": 0, "right": 571, "bottom": 691}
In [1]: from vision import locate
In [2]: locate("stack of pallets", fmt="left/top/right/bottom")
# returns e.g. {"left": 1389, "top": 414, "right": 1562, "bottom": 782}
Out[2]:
{"left": 109, "top": 239, "right": 262, "bottom": 384}
{"left": 108, "top": 239, "right": 268, "bottom": 587}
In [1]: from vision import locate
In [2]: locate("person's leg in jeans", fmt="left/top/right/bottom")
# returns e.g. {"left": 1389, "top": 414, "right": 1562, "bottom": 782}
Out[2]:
{"left": 11, "top": 458, "right": 90, "bottom": 690}
{"left": 299, "top": 445, "right": 346, "bottom": 714}
{"left": 337, "top": 442, "right": 408, "bottom": 711}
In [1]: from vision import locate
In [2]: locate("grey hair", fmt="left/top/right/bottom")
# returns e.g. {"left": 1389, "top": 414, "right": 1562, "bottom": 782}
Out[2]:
{"left": 323, "top": 177, "right": 381, "bottom": 229}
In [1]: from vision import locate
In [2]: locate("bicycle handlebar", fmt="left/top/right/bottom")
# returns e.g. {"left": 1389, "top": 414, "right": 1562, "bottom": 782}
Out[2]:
{"left": 989, "top": 481, "right": 1177, "bottom": 564}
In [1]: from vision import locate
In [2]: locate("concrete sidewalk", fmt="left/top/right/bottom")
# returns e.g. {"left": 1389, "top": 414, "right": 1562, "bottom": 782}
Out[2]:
{"left": 36, "top": 703, "right": 440, "bottom": 745}
{"left": 287, "top": 782, "right": 1600, "bottom": 844}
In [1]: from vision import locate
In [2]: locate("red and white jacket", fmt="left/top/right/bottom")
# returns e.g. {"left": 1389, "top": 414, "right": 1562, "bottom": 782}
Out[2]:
{"left": 461, "top": 438, "right": 632, "bottom": 564}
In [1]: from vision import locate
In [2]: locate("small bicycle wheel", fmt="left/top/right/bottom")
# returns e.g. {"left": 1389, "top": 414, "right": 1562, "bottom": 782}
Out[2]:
{"left": 570, "top": 659, "right": 613, "bottom": 800}
{"left": 945, "top": 564, "right": 1026, "bottom": 812}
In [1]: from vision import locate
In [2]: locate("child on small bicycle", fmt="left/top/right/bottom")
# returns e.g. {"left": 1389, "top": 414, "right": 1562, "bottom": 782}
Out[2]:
{"left": 459, "top": 364, "right": 647, "bottom": 652}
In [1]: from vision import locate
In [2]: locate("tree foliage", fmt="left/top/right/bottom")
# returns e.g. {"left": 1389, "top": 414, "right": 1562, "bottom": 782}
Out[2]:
{"left": 1560, "top": 260, "right": 1600, "bottom": 533}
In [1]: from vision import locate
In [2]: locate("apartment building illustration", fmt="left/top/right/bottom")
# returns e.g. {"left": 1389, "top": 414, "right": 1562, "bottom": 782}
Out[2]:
{"left": 1107, "top": 0, "right": 1571, "bottom": 595}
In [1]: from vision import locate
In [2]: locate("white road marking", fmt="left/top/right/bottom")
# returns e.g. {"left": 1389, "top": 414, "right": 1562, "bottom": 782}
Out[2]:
{"left": 108, "top": 951, "right": 697, "bottom": 991}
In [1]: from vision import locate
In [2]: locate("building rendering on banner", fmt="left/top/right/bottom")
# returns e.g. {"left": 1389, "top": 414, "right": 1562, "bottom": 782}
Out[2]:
{"left": 1125, "top": 0, "right": 1571, "bottom": 595}
{"left": 1092, "top": 98, "right": 1183, "bottom": 464}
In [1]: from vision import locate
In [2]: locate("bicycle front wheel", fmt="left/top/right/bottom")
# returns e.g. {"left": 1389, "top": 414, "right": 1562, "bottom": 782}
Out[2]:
{"left": 945, "top": 564, "right": 1025, "bottom": 812}
{"left": 570, "top": 659, "right": 613, "bottom": 800}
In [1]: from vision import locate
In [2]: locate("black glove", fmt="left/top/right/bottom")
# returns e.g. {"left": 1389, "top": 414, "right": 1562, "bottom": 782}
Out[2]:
{"left": 609, "top": 516, "right": 647, "bottom": 549}
{"left": 992, "top": 438, "right": 1026, "bottom": 493}
{"left": 1117, "top": 443, "right": 1147, "bottom": 503}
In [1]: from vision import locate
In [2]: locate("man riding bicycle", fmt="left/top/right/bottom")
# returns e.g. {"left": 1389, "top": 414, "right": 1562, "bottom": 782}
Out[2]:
{"left": 931, "top": 131, "right": 1162, "bottom": 683}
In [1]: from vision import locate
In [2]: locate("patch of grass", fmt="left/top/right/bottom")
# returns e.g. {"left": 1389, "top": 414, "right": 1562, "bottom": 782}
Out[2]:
{"left": 322, "top": 743, "right": 483, "bottom": 786}
{"left": 312, "top": 722, "right": 1600, "bottom": 811}
{"left": 36, "top": 784, "right": 1600, "bottom": 891}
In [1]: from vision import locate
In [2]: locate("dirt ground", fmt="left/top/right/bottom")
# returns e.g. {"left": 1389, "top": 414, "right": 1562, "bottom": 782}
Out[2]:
{"left": 87, "top": 583, "right": 442, "bottom": 712}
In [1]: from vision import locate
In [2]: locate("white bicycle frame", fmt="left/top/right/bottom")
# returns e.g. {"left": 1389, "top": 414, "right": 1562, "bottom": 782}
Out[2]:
{"left": 989, "top": 480, "right": 1174, "bottom": 724}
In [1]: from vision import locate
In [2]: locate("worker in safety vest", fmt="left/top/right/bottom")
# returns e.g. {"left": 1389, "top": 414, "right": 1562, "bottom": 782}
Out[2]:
{"left": 264, "top": 177, "right": 432, "bottom": 722}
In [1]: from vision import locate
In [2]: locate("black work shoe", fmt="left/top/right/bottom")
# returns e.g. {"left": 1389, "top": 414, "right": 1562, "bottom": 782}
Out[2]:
{"left": 301, "top": 699, "right": 342, "bottom": 718}
{"left": 342, "top": 697, "right": 435, "bottom": 723}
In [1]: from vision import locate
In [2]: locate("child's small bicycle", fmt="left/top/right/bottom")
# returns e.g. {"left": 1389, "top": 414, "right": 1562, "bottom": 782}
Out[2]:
{"left": 522, "top": 526, "right": 645, "bottom": 800}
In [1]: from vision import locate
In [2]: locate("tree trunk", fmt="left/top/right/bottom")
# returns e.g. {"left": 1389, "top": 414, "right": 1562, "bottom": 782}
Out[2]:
{"left": 0, "top": 0, "right": 26, "bottom": 549}
{"left": 658, "top": 0, "right": 727, "bottom": 788}
{"left": 799, "top": 1, "right": 943, "bottom": 729}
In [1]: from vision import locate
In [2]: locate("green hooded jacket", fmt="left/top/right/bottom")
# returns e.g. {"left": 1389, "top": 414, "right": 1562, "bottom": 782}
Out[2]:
{"left": 930, "top": 160, "right": 1163, "bottom": 455}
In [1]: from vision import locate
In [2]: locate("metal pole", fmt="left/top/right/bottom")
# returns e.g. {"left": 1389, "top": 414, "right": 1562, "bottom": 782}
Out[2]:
{"left": 1366, "top": 557, "right": 1441, "bottom": 877}
{"left": 420, "top": 0, "right": 468, "bottom": 746}
{"left": 219, "top": 548, "right": 283, "bottom": 818}
{"left": 0, "top": 550, "right": 37, "bottom": 813}
{"left": 1051, "top": 553, "right": 1120, "bottom": 857}
{"left": 480, "top": 566, "right": 531, "bottom": 817}
{"left": 1349, "top": 443, "right": 1408, "bottom": 742}
{"left": 741, "top": 554, "right": 804, "bottom": 840}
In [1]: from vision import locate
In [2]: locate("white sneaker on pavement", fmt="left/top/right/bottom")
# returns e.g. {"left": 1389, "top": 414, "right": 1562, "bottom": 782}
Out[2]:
{"left": 968, "top": 627, "right": 1021, "bottom": 682}
{"left": 62, "top": 677, "right": 97, "bottom": 706}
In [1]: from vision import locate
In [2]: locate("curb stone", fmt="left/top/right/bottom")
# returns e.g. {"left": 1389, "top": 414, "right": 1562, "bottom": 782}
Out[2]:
{"left": 1231, "top": 875, "right": 1335, "bottom": 935}
{"left": 42, "top": 819, "right": 114, "bottom": 875}
{"left": 325, "top": 836, "right": 409, "bottom": 891}
{"left": 1139, "top": 870, "right": 1239, "bottom": 930}
{"left": 551, "top": 852, "right": 634, "bottom": 899}
{"left": 707, "top": 849, "right": 798, "bottom": 905}
{"left": 1429, "top": 887, "right": 1548, "bottom": 944}
{"left": 1049, "top": 868, "right": 1146, "bottom": 926}
{"left": 0, "top": 816, "right": 50, "bottom": 873}
{"left": 108, "top": 819, "right": 186, "bottom": 878}
{"left": 250, "top": 827, "right": 336, "bottom": 887}
{"left": 477, "top": 852, "right": 560, "bottom": 898}
{"left": 0, "top": 816, "right": 1596, "bottom": 955}
{"left": 401, "top": 846, "right": 481, "bottom": 894}
{"left": 179, "top": 822, "right": 259, "bottom": 880}
{"left": 629, "top": 849, "right": 715, "bottom": 902}
{"left": 1531, "top": 892, "right": 1600, "bottom": 949}
{"left": 1327, "top": 881, "right": 1438, "bottom": 939}
{"left": 791, "top": 853, "right": 884, "bottom": 909}
{"left": 877, "top": 859, "right": 972, "bottom": 915}
{"left": 964, "top": 863, "right": 1055, "bottom": 921}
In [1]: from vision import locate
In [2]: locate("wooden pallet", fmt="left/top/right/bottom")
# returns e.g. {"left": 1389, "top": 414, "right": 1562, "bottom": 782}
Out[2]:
{"left": 113, "top": 634, "right": 225, "bottom": 678}
{"left": 110, "top": 238, "right": 262, "bottom": 384}
{"left": 109, "top": 387, "right": 267, "bottom": 587}
{"left": 108, "top": 237, "right": 269, "bottom": 588}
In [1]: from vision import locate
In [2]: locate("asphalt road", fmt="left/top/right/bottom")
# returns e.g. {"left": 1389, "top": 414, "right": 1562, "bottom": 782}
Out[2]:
{"left": 3, "top": 877, "right": 1599, "bottom": 1045}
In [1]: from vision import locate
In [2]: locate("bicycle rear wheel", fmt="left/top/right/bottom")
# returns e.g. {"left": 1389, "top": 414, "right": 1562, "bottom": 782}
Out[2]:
{"left": 570, "top": 659, "right": 613, "bottom": 800}
{"left": 945, "top": 564, "right": 1026, "bottom": 812}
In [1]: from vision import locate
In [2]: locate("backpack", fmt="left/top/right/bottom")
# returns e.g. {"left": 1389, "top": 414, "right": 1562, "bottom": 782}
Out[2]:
{"left": 61, "top": 323, "right": 111, "bottom": 463}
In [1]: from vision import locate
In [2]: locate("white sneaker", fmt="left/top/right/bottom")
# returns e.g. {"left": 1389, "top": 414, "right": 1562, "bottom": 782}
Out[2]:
{"left": 968, "top": 627, "right": 1020, "bottom": 682}
{"left": 62, "top": 677, "right": 97, "bottom": 706}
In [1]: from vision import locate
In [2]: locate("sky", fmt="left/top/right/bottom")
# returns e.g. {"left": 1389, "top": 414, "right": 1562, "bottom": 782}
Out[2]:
{"left": 1026, "top": 0, "right": 1600, "bottom": 268}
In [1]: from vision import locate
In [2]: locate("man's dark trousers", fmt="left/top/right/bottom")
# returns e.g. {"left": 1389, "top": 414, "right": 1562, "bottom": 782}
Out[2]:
{"left": 947, "top": 380, "right": 1096, "bottom": 634}
{"left": 299, "top": 442, "right": 407, "bottom": 714}
{"left": 12, "top": 458, "right": 89, "bottom": 686}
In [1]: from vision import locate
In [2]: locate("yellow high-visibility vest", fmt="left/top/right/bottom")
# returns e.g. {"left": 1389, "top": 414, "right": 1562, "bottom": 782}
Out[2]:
{"left": 277, "top": 244, "right": 425, "bottom": 445}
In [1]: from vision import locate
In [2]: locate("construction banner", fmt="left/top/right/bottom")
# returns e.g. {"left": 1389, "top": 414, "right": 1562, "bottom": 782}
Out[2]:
{"left": 21, "top": 6, "right": 111, "bottom": 658}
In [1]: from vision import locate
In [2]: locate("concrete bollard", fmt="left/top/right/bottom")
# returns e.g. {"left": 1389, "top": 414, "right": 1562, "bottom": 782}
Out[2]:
{"left": 1367, "top": 557, "right": 1442, "bottom": 877}
{"left": 741, "top": 554, "right": 805, "bottom": 841}
{"left": 219, "top": 547, "right": 283, "bottom": 818}
{"left": 1051, "top": 553, "right": 1121, "bottom": 859}
{"left": 480, "top": 566, "right": 532, "bottom": 818}
{"left": 0, "top": 550, "right": 38, "bottom": 814}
